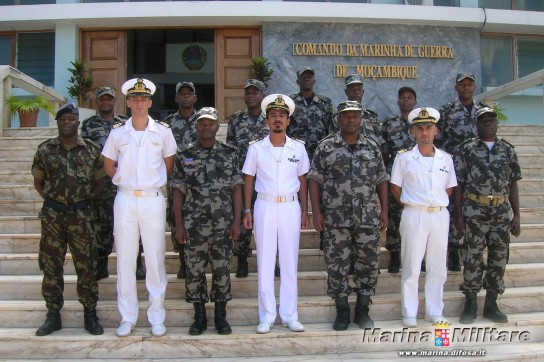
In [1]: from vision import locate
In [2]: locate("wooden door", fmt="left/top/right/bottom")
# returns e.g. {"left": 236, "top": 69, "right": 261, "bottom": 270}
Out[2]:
{"left": 215, "top": 28, "right": 261, "bottom": 122}
{"left": 81, "top": 31, "right": 127, "bottom": 114}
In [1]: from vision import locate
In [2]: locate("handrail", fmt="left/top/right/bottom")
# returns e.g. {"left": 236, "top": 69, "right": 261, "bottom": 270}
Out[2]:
{"left": 474, "top": 69, "right": 544, "bottom": 105}
{"left": 0, "top": 65, "right": 67, "bottom": 136}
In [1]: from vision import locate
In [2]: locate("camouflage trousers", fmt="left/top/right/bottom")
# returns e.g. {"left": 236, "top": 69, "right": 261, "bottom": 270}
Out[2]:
{"left": 38, "top": 207, "right": 99, "bottom": 310}
{"left": 385, "top": 194, "right": 403, "bottom": 252}
{"left": 323, "top": 227, "right": 380, "bottom": 298}
{"left": 234, "top": 190, "right": 256, "bottom": 257}
{"left": 459, "top": 201, "right": 510, "bottom": 295}
{"left": 447, "top": 193, "right": 463, "bottom": 247}
{"left": 184, "top": 228, "right": 233, "bottom": 303}
{"left": 92, "top": 194, "right": 115, "bottom": 257}
{"left": 166, "top": 186, "right": 183, "bottom": 253}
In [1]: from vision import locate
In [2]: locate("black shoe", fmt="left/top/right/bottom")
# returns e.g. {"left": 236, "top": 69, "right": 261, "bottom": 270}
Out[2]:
{"left": 235, "top": 255, "right": 248, "bottom": 278}
{"left": 214, "top": 302, "right": 232, "bottom": 335}
{"left": 459, "top": 292, "right": 478, "bottom": 324}
{"left": 177, "top": 251, "right": 187, "bottom": 279}
{"left": 354, "top": 294, "right": 374, "bottom": 329}
{"left": 274, "top": 265, "right": 280, "bottom": 277}
{"left": 189, "top": 302, "right": 208, "bottom": 335}
{"left": 333, "top": 296, "right": 350, "bottom": 331}
{"left": 483, "top": 291, "right": 508, "bottom": 323}
{"left": 84, "top": 308, "right": 104, "bottom": 335}
{"left": 36, "top": 309, "right": 62, "bottom": 336}
{"left": 136, "top": 251, "right": 146, "bottom": 280}
{"left": 388, "top": 250, "right": 400, "bottom": 273}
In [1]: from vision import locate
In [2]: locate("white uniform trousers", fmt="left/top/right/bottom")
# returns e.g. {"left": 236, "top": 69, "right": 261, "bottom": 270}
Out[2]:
{"left": 114, "top": 191, "right": 167, "bottom": 326}
{"left": 400, "top": 206, "right": 449, "bottom": 318}
{"left": 253, "top": 198, "right": 301, "bottom": 324}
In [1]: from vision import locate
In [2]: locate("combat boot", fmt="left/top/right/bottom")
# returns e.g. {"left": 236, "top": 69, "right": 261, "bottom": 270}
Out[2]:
{"left": 95, "top": 256, "right": 109, "bottom": 281}
{"left": 177, "top": 250, "right": 187, "bottom": 279}
{"left": 448, "top": 247, "right": 461, "bottom": 271}
{"left": 235, "top": 255, "right": 248, "bottom": 278}
{"left": 189, "top": 302, "right": 207, "bottom": 335}
{"left": 214, "top": 301, "right": 232, "bottom": 335}
{"left": 354, "top": 294, "right": 374, "bottom": 329}
{"left": 136, "top": 251, "right": 146, "bottom": 280}
{"left": 84, "top": 307, "right": 104, "bottom": 335}
{"left": 388, "top": 250, "right": 400, "bottom": 273}
{"left": 483, "top": 291, "right": 508, "bottom": 323}
{"left": 36, "top": 309, "right": 62, "bottom": 336}
{"left": 459, "top": 292, "right": 478, "bottom": 324}
{"left": 332, "top": 296, "right": 350, "bottom": 331}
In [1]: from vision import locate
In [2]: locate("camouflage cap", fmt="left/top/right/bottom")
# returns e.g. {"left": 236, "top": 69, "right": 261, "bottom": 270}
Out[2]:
{"left": 175, "top": 81, "right": 196, "bottom": 94}
{"left": 55, "top": 103, "right": 78, "bottom": 120}
{"left": 296, "top": 66, "right": 314, "bottom": 77}
{"left": 476, "top": 106, "right": 497, "bottom": 120}
{"left": 244, "top": 79, "right": 266, "bottom": 92}
{"left": 261, "top": 94, "right": 295, "bottom": 116}
{"left": 196, "top": 107, "right": 219, "bottom": 122}
{"left": 456, "top": 72, "right": 476, "bottom": 82}
{"left": 122, "top": 78, "right": 155, "bottom": 97}
{"left": 345, "top": 74, "right": 364, "bottom": 86}
{"left": 408, "top": 107, "right": 440, "bottom": 125}
{"left": 95, "top": 86, "right": 116, "bottom": 98}
{"left": 337, "top": 100, "right": 363, "bottom": 114}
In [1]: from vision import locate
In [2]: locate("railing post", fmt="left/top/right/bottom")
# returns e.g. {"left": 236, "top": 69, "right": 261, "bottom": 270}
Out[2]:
{"left": 1, "top": 75, "right": 13, "bottom": 137}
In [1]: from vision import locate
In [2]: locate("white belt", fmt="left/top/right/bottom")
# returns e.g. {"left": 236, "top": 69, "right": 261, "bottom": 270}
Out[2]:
{"left": 257, "top": 193, "right": 298, "bottom": 203}
{"left": 118, "top": 188, "right": 160, "bottom": 197}
{"left": 405, "top": 205, "right": 445, "bottom": 213}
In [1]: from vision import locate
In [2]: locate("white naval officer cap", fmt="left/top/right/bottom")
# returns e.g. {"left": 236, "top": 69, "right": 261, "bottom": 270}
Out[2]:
{"left": 408, "top": 107, "right": 440, "bottom": 125}
{"left": 121, "top": 78, "right": 156, "bottom": 97}
{"left": 261, "top": 94, "right": 296, "bottom": 116}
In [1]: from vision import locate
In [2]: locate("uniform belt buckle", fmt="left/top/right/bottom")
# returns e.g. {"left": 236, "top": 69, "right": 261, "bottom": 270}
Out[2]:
{"left": 427, "top": 206, "right": 439, "bottom": 213}
{"left": 134, "top": 190, "right": 142, "bottom": 197}
{"left": 275, "top": 196, "right": 286, "bottom": 203}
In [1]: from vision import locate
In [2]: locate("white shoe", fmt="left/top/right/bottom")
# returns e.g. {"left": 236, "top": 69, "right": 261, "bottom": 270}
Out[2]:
{"left": 402, "top": 317, "right": 417, "bottom": 327}
{"left": 282, "top": 320, "right": 305, "bottom": 332}
{"left": 116, "top": 321, "right": 135, "bottom": 337}
{"left": 256, "top": 322, "right": 272, "bottom": 334}
{"left": 425, "top": 315, "right": 450, "bottom": 324}
{"left": 151, "top": 324, "right": 166, "bottom": 336}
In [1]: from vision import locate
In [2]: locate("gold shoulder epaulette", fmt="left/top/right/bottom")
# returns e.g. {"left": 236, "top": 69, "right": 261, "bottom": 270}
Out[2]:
{"left": 220, "top": 141, "right": 237, "bottom": 150}
{"left": 249, "top": 137, "right": 263, "bottom": 145}
{"left": 157, "top": 121, "right": 170, "bottom": 128}
{"left": 112, "top": 123, "right": 124, "bottom": 129}
{"left": 294, "top": 138, "right": 305, "bottom": 145}
{"left": 397, "top": 149, "right": 408, "bottom": 154}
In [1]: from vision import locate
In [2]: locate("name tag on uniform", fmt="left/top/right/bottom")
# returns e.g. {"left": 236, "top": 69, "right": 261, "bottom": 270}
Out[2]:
{"left": 152, "top": 142, "right": 160, "bottom": 146}
{"left": 288, "top": 155, "right": 299, "bottom": 163}
{"left": 184, "top": 158, "right": 201, "bottom": 165}
{"left": 439, "top": 165, "right": 450, "bottom": 173}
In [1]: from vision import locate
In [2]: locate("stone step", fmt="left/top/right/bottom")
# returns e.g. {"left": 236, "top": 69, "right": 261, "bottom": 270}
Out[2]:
{"left": 511, "top": 144, "right": 544, "bottom": 154}
{"left": 0, "top": 137, "right": 50, "bottom": 149}
{"left": 0, "top": 147, "right": 36, "bottom": 159}
{"left": 2, "top": 127, "right": 59, "bottom": 138}
{"left": 0, "top": 158, "right": 33, "bottom": 172}
{"left": 0, "top": 171, "right": 34, "bottom": 184}
{"left": 498, "top": 125, "right": 544, "bottom": 135}
{"left": 500, "top": 134, "right": 544, "bottom": 144}
{"left": 517, "top": 154, "right": 544, "bottom": 168}
{"left": 1, "top": 286, "right": 542, "bottom": 329}
{"left": 2, "top": 262, "right": 542, "bottom": 301}
{"left": 0, "top": 313, "right": 543, "bottom": 359}
{"left": 519, "top": 192, "right": 544, "bottom": 207}
{"left": 0, "top": 199, "right": 42, "bottom": 216}
{"left": 517, "top": 178, "right": 544, "bottom": 193}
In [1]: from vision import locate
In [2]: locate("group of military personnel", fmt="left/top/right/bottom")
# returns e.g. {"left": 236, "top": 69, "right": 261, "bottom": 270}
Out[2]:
{"left": 30, "top": 66, "right": 521, "bottom": 336}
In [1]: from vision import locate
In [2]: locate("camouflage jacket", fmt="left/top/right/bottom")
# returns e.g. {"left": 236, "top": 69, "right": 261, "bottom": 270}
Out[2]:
{"left": 308, "top": 132, "right": 390, "bottom": 228}
{"left": 437, "top": 99, "right": 487, "bottom": 155}
{"left": 226, "top": 109, "right": 269, "bottom": 170}
{"left": 162, "top": 109, "right": 198, "bottom": 150}
{"left": 172, "top": 140, "right": 243, "bottom": 231}
{"left": 80, "top": 114, "right": 127, "bottom": 195}
{"left": 381, "top": 115, "right": 415, "bottom": 172}
{"left": 31, "top": 137, "right": 105, "bottom": 205}
{"left": 288, "top": 92, "right": 334, "bottom": 161}
{"left": 455, "top": 138, "right": 522, "bottom": 198}
{"left": 331, "top": 107, "right": 383, "bottom": 147}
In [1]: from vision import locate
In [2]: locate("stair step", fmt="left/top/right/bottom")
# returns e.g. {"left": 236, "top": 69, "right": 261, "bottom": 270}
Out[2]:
{"left": 2, "top": 127, "right": 59, "bottom": 138}
{"left": 1, "top": 287, "right": 542, "bottom": 328}
{"left": 0, "top": 147, "right": 36, "bottom": 159}
{"left": 2, "top": 263, "right": 543, "bottom": 301}
{"left": 0, "top": 171, "right": 34, "bottom": 184}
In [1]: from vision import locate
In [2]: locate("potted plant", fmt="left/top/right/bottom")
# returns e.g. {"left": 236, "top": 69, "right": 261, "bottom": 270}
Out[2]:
{"left": 250, "top": 57, "right": 274, "bottom": 87}
{"left": 67, "top": 60, "right": 93, "bottom": 107}
{"left": 5, "top": 95, "right": 55, "bottom": 127}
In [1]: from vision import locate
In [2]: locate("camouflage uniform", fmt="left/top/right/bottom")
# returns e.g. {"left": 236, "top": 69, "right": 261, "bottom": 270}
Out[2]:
{"left": 80, "top": 114, "right": 127, "bottom": 259}
{"left": 381, "top": 115, "right": 415, "bottom": 253}
{"left": 288, "top": 92, "right": 334, "bottom": 161}
{"left": 456, "top": 138, "right": 522, "bottom": 294}
{"left": 307, "top": 132, "right": 389, "bottom": 298}
{"left": 172, "top": 140, "right": 243, "bottom": 303}
{"left": 331, "top": 108, "right": 384, "bottom": 148}
{"left": 226, "top": 109, "right": 269, "bottom": 257}
{"left": 162, "top": 110, "right": 199, "bottom": 252}
{"left": 437, "top": 99, "right": 487, "bottom": 248}
{"left": 31, "top": 137, "right": 104, "bottom": 310}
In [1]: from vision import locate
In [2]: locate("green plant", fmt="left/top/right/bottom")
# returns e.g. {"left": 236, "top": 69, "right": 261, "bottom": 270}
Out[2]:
{"left": 67, "top": 60, "right": 93, "bottom": 106}
{"left": 491, "top": 102, "right": 508, "bottom": 122}
{"left": 250, "top": 57, "right": 274, "bottom": 86}
{"left": 5, "top": 96, "right": 55, "bottom": 118}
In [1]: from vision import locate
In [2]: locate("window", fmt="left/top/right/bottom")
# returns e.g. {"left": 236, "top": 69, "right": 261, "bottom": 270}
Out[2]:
{"left": 17, "top": 32, "right": 55, "bottom": 86}
{"left": 0, "top": 35, "right": 13, "bottom": 65}
{"left": 517, "top": 37, "right": 544, "bottom": 78}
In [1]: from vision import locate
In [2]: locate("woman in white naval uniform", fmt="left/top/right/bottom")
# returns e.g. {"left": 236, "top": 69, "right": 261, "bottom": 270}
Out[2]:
{"left": 102, "top": 78, "right": 177, "bottom": 337}
{"left": 390, "top": 107, "right": 457, "bottom": 328}
{"left": 242, "top": 94, "right": 310, "bottom": 334}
